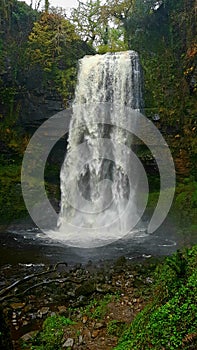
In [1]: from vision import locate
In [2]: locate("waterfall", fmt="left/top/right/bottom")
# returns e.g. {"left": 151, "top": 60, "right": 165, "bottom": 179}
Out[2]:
{"left": 54, "top": 51, "right": 143, "bottom": 248}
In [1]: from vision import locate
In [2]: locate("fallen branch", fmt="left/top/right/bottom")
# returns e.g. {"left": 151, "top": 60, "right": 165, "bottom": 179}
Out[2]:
{"left": 0, "top": 276, "right": 86, "bottom": 302}
{"left": 0, "top": 262, "right": 68, "bottom": 300}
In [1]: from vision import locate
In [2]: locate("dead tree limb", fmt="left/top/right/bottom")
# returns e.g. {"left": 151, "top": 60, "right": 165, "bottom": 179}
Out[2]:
{"left": 0, "top": 262, "right": 68, "bottom": 300}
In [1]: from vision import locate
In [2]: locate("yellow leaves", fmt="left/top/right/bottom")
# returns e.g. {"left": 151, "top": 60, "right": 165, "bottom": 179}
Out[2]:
{"left": 182, "top": 333, "right": 197, "bottom": 346}
{"left": 43, "top": 60, "right": 53, "bottom": 72}
{"left": 186, "top": 43, "right": 197, "bottom": 59}
{"left": 29, "top": 48, "right": 41, "bottom": 61}
{"left": 27, "top": 12, "right": 79, "bottom": 70}
{"left": 184, "top": 66, "right": 195, "bottom": 76}
{"left": 169, "top": 110, "right": 175, "bottom": 116}
{"left": 8, "top": 140, "right": 18, "bottom": 149}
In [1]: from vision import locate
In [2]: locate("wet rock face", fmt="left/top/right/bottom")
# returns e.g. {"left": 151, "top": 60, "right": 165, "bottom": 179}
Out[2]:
{"left": 0, "top": 64, "right": 66, "bottom": 131}
{"left": 20, "top": 89, "right": 64, "bottom": 127}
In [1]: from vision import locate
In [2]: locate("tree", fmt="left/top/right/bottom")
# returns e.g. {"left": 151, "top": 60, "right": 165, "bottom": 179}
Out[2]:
{"left": 122, "top": 0, "right": 197, "bottom": 176}
{"left": 0, "top": 0, "right": 40, "bottom": 155}
{"left": 27, "top": 11, "right": 94, "bottom": 104}
{"left": 68, "top": 0, "right": 133, "bottom": 50}
{"left": 68, "top": 0, "right": 104, "bottom": 46}
{"left": 45, "top": 0, "right": 49, "bottom": 13}
{"left": 28, "top": 12, "right": 78, "bottom": 70}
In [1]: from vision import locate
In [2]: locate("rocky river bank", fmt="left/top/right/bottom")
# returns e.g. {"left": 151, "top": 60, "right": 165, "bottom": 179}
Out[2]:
{"left": 0, "top": 256, "right": 158, "bottom": 350}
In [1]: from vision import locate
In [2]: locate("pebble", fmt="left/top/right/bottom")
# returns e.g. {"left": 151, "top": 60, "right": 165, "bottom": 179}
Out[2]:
{"left": 115, "top": 281, "right": 121, "bottom": 286}
{"left": 92, "top": 329, "right": 99, "bottom": 338}
{"left": 94, "top": 322, "right": 105, "bottom": 329}
{"left": 21, "top": 331, "right": 38, "bottom": 342}
{"left": 39, "top": 307, "right": 49, "bottom": 315}
{"left": 58, "top": 305, "right": 67, "bottom": 314}
{"left": 62, "top": 338, "right": 74, "bottom": 348}
{"left": 82, "top": 315, "right": 88, "bottom": 324}
{"left": 78, "top": 335, "right": 83, "bottom": 344}
{"left": 83, "top": 328, "right": 91, "bottom": 340}
{"left": 10, "top": 302, "right": 25, "bottom": 310}
{"left": 146, "top": 277, "right": 153, "bottom": 283}
{"left": 24, "top": 305, "right": 33, "bottom": 312}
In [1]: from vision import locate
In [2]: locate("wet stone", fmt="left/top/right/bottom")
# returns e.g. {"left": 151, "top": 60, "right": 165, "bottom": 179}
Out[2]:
{"left": 39, "top": 307, "right": 49, "bottom": 315}
{"left": 78, "top": 335, "right": 83, "bottom": 344}
{"left": 62, "top": 338, "right": 74, "bottom": 348}
{"left": 83, "top": 328, "right": 91, "bottom": 340}
{"left": 82, "top": 315, "right": 88, "bottom": 324}
{"left": 20, "top": 331, "right": 38, "bottom": 342}
{"left": 92, "top": 329, "right": 99, "bottom": 338}
{"left": 94, "top": 322, "right": 105, "bottom": 329}
{"left": 24, "top": 304, "right": 34, "bottom": 313}
{"left": 10, "top": 302, "right": 25, "bottom": 310}
{"left": 58, "top": 305, "right": 67, "bottom": 314}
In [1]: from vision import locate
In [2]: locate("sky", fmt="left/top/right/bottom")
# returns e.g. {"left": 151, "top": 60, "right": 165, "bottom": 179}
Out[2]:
{"left": 18, "top": 0, "right": 79, "bottom": 10}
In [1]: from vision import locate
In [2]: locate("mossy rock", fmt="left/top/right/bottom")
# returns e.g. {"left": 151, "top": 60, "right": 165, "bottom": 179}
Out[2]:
{"left": 75, "top": 280, "right": 96, "bottom": 297}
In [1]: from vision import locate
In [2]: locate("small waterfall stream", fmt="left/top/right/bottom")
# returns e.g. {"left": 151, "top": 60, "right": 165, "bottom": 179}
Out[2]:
{"left": 53, "top": 51, "right": 144, "bottom": 247}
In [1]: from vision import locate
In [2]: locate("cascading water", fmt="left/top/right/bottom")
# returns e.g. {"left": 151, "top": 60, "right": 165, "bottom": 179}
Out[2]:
{"left": 51, "top": 51, "right": 145, "bottom": 248}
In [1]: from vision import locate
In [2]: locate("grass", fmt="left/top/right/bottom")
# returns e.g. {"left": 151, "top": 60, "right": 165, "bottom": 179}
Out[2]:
{"left": 114, "top": 245, "right": 197, "bottom": 350}
{"left": 82, "top": 293, "right": 120, "bottom": 319}
{"left": 21, "top": 315, "right": 75, "bottom": 350}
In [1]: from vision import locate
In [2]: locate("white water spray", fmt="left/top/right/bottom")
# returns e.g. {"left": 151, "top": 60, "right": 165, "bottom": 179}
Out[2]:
{"left": 52, "top": 51, "right": 144, "bottom": 247}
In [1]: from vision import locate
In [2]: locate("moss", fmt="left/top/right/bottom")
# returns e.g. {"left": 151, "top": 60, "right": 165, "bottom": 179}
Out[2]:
{"left": 173, "top": 179, "right": 197, "bottom": 227}
{"left": 0, "top": 158, "right": 62, "bottom": 224}
{"left": 0, "top": 160, "right": 27, "bottom": 223}
{"left": 21, "top": 315, "right": 75, "bottom": 350}
{"left": 114, "top": 245, "right": 197, "bottom": 350}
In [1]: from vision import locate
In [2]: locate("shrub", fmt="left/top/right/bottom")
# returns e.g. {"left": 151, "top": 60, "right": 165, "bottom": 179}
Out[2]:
{"left": 115, "top": 245, "right": 197, "bottom": 350}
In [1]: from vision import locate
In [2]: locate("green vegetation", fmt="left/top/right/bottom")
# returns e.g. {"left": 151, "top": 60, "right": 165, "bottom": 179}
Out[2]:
{"left": 107, "top": 320, "right": 127, "bottom": 337}
{"left": 0, "top": 2, "right": 196, "bottom": 349}
{"left": 0, "top": 158, "right": 27, "bottom": 223}
{"left": 71, "top": 0, "right": 197, "bottom": 177}
{"left": 0, "top": 0, "right": 196, "bottom": 224}
{"left": 21, "top": 315, "right": 75, "bottom": 350}
{"left": 19, "top": 246, "right": 197, "bottom": 350}
{"left": 175, "top": 178, "right": 197, "bottom": 227}
{"left": 0, "top": 0, "right": 93, "bottom": 157}
{"left": 115, "top": 245, "right": 197, "bottom": 350}
{"left": 26, "top": 11, "right": 93, "bottom": 105}
{"left": 82, "top": 293, "right": 118, "bottom": 319}
{"left": 146, "top": 177, "right": 197, "bottom": 231}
